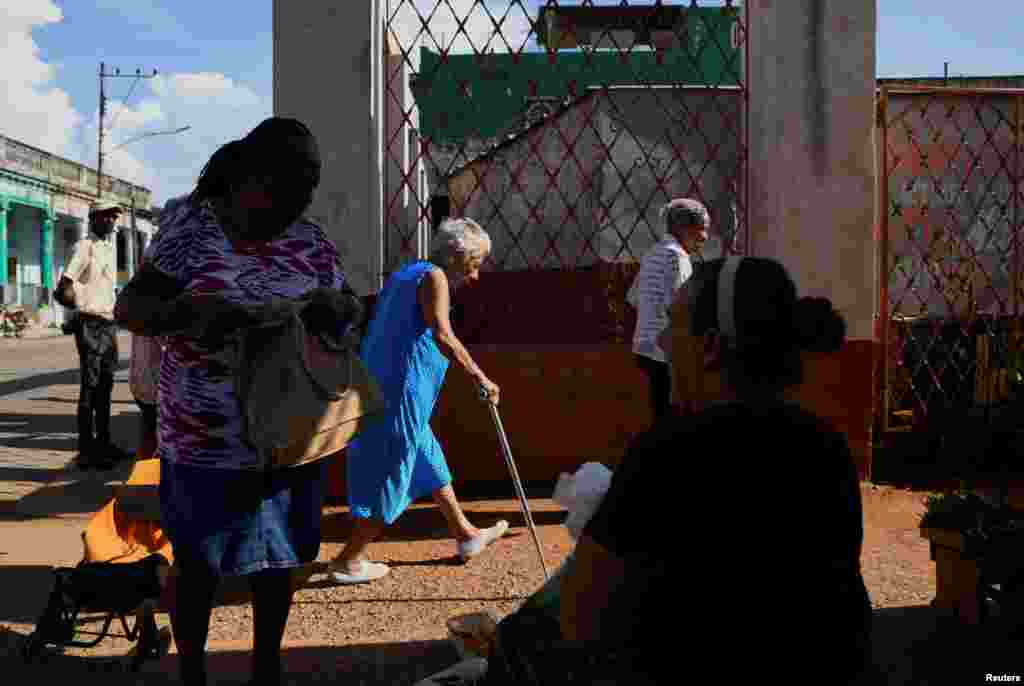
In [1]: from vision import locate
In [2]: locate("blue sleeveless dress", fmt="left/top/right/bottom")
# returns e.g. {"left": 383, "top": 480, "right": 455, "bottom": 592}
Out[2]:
{"left": 347, "top": 261, "right": 453, "bottom": 524}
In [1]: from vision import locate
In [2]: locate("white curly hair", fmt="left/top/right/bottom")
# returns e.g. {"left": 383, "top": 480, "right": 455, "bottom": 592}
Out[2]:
{"left": 660, "top": 198, "right": 710, "bottom": 236}
{"left": 430, "top": 217, "right": 492, "bottom": 264}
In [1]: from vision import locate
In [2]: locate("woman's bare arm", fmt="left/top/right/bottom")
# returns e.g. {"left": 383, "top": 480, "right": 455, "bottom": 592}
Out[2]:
{"left": 417, "top": 268, "right": 487, "bottom": 384}
{"left": 114, "top": 262, "right": 194, "bottom": 336}
{"left": 559, "top": 534, "right": 627, "bottom": 642}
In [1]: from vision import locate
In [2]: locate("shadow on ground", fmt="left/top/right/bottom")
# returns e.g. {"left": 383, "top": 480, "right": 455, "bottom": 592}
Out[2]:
{"left": 866, "top": 604, "right": 1023, "bottom": 685}
{"left": 0, "top": 407, "right": 138, "bottom": 519}
{"left": 5, "top": 603, "right": 1024, "bottom": 684}
{"left": 0, "top": 564, "right": 62, "bottom": 624}
{"left": 0, "top": 467, "right": 64, "bottom": 485}
{"left": 9, "top": 461, "right": 135, "bottom": 519}
{"left": 319, "top": 504, "right": 565, "bottom": 545}
{"left": 0, "top": 561, "right": 325, "bottom": 626}
{"left": 0, "top": 411, "right": 137, "bottom": 455}
{"left": 0, "top": 624, "right": 457, "bottom": 686}
{"left": 0, "top": 560, "right": 525, "bottom": 628}
{"left": 0, "top": 361, "right": 128, "bottom": 399}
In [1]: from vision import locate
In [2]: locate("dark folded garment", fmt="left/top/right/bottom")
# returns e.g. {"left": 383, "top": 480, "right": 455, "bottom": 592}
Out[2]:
{"left": 63, "top": 553, "right": 169, "bottom": 614}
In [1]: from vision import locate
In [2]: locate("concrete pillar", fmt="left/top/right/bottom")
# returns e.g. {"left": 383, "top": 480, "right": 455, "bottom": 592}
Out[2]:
{"left": 747, "top": 0, "right": 877, "bottom": 340}
{"left": 41, "top": 212, "right": 54, "bottom": 291}
{"left": 273, "top": 0, "right": 382, "bottom": 295}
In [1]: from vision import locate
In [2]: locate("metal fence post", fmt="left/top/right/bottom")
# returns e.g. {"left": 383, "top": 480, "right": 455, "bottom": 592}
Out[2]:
{"left": 878, "top": 87, "right": 891, "bottom": 437}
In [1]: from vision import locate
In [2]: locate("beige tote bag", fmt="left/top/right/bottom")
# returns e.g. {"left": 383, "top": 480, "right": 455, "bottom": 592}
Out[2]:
{"left": 236, "top": 304, "right": 386, "bottom": 470}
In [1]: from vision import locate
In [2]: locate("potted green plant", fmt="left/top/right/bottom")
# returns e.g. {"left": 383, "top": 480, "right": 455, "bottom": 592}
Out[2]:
{"left": 920, "top": 482, "right": 1024, "bottom": 623}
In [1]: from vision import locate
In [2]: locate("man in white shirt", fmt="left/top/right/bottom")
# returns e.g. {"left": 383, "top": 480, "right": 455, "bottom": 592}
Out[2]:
{"left": 626, "top": 198, "right": 710, "bottom": 424}
{"left": 60, "top": 199, "right": 132, "bottom": 469}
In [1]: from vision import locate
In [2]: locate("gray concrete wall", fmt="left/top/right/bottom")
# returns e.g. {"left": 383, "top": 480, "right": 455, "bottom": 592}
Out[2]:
{"left": 273, "top": 0, "right": 381, "bottom": 295}
{"left": 748, "top": 1, "right": 877, "bottom": 340}
{"left": 450, "top": 88, "right": 742, "bottom": 270}
{"left": 595, "top": 89, "right": 741, "bottom": 262}
{"left": 450, "top": 96, "right": 603, "bottom": 270}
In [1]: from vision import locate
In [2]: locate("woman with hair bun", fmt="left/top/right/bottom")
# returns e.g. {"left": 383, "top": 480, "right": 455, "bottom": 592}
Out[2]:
{"left": 416, "top": 257, "right": 873, "bottom": 685}
{"left": 553, "top": 256, "right": 874, "bottom": 683}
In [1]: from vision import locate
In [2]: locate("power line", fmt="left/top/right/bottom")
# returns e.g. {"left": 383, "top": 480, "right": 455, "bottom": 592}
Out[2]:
{"left": 106, "top": 74, "right": 143, "bottom": 136}
{"left": 97, "top": 63, "right": 157, "bottom": 198}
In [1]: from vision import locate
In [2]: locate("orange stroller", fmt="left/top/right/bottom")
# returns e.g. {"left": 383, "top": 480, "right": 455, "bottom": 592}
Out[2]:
{"left": 80, "top": 456, "right": 172, "bottom": 567}
{"left": 22, "top": 452, "right": 173, "bottom": 669}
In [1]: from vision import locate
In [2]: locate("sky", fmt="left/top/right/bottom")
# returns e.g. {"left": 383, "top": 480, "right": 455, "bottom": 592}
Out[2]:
{"left": 2, "top": 1, "right": 1021, "bottom": 206}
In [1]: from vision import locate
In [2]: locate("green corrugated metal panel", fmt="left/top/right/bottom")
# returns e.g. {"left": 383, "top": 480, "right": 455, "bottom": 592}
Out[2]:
{"left": 411, "top": 9, "right": 740, "bottom": 144}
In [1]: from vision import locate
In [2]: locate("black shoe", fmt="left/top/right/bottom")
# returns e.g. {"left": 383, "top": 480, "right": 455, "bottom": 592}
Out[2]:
{"left": 93, "top": 441, "right": 134, "bottom": 463}
{"left": 75, "top": 451, "right": 116, "bottom": 471}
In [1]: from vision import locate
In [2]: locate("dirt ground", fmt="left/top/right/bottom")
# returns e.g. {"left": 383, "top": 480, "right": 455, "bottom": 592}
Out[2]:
{"left": 2, "top": 484, "right": 1022, "bottom": 685}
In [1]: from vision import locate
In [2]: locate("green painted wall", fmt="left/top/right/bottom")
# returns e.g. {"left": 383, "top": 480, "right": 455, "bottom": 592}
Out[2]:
{"left": 411, "top": 8, "right": 740, "bottom": 143}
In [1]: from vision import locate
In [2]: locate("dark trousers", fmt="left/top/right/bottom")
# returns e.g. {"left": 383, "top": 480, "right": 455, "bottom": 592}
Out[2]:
{"left": 74, "top": 314, "right": 119, "bottom": 452}
{"left": 635, "top": 354, "right": 671, "bottom": 424}
{"left": 136, "top": 401, "right": 158, "bottom": 438}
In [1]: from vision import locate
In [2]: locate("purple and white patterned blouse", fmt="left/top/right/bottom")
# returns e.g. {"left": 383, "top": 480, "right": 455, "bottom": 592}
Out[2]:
{"left": 148, "top": 200, "right": 347, "bottom": 470}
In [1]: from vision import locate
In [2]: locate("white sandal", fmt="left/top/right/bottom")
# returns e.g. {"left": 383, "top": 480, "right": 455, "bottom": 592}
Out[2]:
{"left": 457, "top": 520, "right": 510, "bottom": 561}
{"left": 327, "top": 559, "right": 391, "bottom": 585}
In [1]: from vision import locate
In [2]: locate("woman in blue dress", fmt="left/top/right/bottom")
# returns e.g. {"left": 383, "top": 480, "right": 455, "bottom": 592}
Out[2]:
{"left": 327, "top": 217, "right": 509, "bottom": 584}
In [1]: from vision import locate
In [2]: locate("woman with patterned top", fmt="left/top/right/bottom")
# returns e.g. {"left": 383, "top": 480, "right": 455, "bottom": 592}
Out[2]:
{"left": 114, "top": 118, "right": 360, "bottom": 686}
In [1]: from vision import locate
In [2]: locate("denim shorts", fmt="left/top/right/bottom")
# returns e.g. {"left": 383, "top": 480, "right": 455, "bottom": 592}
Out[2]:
{"left": 159, "top": 459, "right": 328, "bottom": 577}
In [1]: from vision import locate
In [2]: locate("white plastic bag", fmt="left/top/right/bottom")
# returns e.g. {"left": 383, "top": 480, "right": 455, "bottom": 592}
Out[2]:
{"left": 515, "top": 462, "right": 614, "bottom": 616}
{"left": 552, "top": 461, "right": 613, "bottom": 541}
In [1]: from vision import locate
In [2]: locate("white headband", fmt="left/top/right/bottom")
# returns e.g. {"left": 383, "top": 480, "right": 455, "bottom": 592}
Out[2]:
{"left": 717, "top": 256, "right": 743, "bottom": 340}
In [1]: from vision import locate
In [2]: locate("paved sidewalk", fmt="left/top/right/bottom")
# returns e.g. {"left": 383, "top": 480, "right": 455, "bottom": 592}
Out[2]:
{"left": 3, "top": 633, "right": 459, "bottom": 686}
{"left": 0, "top": 332, "right": 132, "bottom": 401}
{"left": 0, "top": 354, "right": 559, "bottom": 684}
{"left": 0, "top": 331, "right": 134, "bottom": 518}
{"left": 0, "top": 373, "right": 137, "bottom": 519}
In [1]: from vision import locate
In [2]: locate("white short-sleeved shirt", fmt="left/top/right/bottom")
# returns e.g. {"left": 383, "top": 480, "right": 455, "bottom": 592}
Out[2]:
{"left": 62, "top": 236, "right": 116, "bottom": 320}
{"left": 627, "top": 236, "right": 692, "bottom": 364}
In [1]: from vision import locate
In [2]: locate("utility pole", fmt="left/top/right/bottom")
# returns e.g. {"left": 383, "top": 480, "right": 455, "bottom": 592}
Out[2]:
{"left": 97, "top": 62, "right": 158, "bottom": 198}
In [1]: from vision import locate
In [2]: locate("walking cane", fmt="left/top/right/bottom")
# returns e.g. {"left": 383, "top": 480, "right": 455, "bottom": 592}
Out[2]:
{"left": 480, "top": 386, "right": 550, "bottom": 580}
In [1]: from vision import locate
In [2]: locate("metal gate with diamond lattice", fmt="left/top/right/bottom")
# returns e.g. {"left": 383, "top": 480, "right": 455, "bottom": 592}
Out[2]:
{"left": 876, "top": 86, "right": 1024, "bottom": 452}
{"left": 380, "top": 0, "right": 748, "bottom": 341}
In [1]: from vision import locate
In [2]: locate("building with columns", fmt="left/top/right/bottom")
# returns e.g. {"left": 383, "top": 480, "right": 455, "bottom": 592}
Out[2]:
{"left": 0, "top": 133, "right": 156, "bottom": 326}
